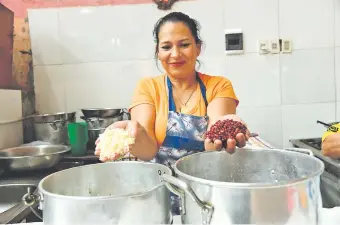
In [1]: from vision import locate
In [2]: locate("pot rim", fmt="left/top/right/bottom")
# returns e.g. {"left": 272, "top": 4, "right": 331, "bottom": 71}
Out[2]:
{"left": 173, "top": 148, "right": 325, "bottom": 189}
{"left": 38, "top": 161, "right": 172, "bottom": 200}
{"left": 34, "top": 111, "right": 76, "bottom": 118}
{"left": 81, "top": 108, "right": 123, "bottom": 111}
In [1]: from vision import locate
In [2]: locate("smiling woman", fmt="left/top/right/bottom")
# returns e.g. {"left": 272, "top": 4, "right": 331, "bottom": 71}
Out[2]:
{"left": 95, "top": 11, "right": 249, "bottom": 216}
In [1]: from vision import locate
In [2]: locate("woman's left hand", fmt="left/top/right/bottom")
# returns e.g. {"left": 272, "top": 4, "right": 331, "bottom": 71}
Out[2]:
{"left": 204, "top": 114, "right": 250, "bottom": 153}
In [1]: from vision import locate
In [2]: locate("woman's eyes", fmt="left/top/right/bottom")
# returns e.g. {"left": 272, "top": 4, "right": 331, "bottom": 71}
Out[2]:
{"left": 161, "top": 43, "right": 191, "bottom": 50}
{"left": 161, "top": 46, "right": 171, "bottom": 50}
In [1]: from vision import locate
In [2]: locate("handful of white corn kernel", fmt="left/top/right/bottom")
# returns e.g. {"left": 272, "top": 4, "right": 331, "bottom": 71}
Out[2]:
{"left": 97, "top": 128, "right": 135, "bottom": 161}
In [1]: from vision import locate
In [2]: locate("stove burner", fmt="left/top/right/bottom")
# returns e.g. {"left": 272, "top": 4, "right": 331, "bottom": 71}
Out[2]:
{"left": 300, "top": 138, "right": 322, "bottom": 150}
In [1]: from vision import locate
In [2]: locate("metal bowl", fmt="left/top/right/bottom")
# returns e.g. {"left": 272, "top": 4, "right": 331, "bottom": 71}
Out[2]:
{"left": 33, "top": 112, "right": 76, "bottom": 123}
{"left": 0, "top": 145, "right": 70, "bottom": 172}
{"left": 81, "top": 108, "right": 125, "bottom": 118}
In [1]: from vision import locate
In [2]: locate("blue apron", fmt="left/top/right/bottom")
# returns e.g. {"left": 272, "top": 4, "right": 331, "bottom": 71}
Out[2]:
{"left": 153, "top": 73, "right": 209, "bottom": 215}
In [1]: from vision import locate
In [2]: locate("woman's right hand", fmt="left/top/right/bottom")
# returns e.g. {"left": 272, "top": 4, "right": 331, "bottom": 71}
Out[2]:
{"left": 95, "top": 120, "right": 140, "bottom": 162}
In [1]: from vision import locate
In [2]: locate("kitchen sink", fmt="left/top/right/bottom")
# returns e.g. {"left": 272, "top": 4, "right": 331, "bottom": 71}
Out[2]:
{"left": 0, "top": 184, "right": 40, "bottom": 224}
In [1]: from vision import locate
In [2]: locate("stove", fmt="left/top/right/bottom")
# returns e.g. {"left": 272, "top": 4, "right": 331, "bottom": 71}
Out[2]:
{"left": 0, "top": 152, "right": 101, "bottom": 224}
{"left": 299, "top": 138, "right": 322, "bottom": 150}
{"left": 289, "top": 137, "right": 340, "bottom": 208}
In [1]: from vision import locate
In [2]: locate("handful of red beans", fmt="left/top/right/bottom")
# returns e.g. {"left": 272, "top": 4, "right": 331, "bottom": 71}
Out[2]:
{"left": 205, "top": 119, "right": 247, "bottom": 142}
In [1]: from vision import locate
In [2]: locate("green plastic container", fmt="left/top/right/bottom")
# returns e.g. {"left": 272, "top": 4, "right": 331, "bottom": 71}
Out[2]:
{"left": 67, "top": 122, "right": 88, "bottom": 156}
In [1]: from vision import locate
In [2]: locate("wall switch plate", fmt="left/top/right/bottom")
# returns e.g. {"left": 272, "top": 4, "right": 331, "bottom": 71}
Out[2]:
{"left": 258, "top": 40, "right": 269, "bottom": 54}
{"left": 225, "top": 29, "right": 244, "bottom": 55}
{"left": 269, "top": 39, "right": 280, "bottom": 54}
{"left": 282, "top": 39, "right": 292, "bottom": 53}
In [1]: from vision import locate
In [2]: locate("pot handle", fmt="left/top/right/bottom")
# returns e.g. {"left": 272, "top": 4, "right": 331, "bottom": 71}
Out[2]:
{"left": 22, "top": 187, "right": 43, "bottom": 220}
{"left": 161, "top": 174, "right": 214, "bottom": 224}
{"left": 284, "top": 148, "right": 313, "bottom": 156}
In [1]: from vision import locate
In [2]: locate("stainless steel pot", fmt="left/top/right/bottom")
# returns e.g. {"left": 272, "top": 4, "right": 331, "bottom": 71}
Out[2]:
{"left": 81, "top": 114, "right": 125, "bottom": 148}
{"left": 23, "top": 162, "right": 173, "bottom": 225}
{"left": 161, "top": 148, "right": 324, "bottom": 225}
{"left": 81, "top": 108, "right": 128, "bottom": 118}
{"left": 81, "top": 114, "right": 123, "bottom": 130}
{"left": 33, "top": 112, "right": 76, "bottom": 145}
{"left": 87, "top": 128, "right": 105, "bottom": 148}
{"left": 0, "top": 145, "right": 70, "bottom": 172}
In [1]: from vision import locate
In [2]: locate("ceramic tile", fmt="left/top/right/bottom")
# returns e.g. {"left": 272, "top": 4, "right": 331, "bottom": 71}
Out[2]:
{"left": 335, "top": 47, "right": 340, "bottom": 101}
{"left": 0, "top": 90, "right": 22, "bottom": 121}
{"left": 281, "top": 103, "right": 336, "bottom": 148}
{"left": 336, "top": 0, "right": 340, "bottom": 47}
{"left": 27, "top": 8, "right": 62, "bottom": 66}
{"left": 237, "top": 106, "right": 282, "bottom": 148}
{"left": 58, "top": 4, "right": 162, "bottom": 63}
{"left": 280, "top": 48, "right": 335, "bottom": 105}
{"left": 63, "top": 60, "right": 159, "bottom": 112}
{"left": 223, "top": 0, "right": 279, "bottom": 53}
{"left": 225, "top": 53, "right": 281, "bottom": 107}
{"left": 33, "top": 65, "right": 67, "bottom": 114}
{"left": 279, "top": 0, "right": 334, "bottom": 49}
{"left": 198, "top": 55, "right": 226, "bottom": 76}
{"left": 337, "top": 102, "right": 340, "bottom": 122}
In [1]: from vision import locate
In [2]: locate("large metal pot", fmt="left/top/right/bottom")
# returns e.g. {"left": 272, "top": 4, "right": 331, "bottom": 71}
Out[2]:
{"left": 33, "top": 112, "right": 76, "bottom": 145}
{"left": 161, "top": 148, "right": 324, "bottom": 225}
{"left": 23, "top": 162, "right": 173, "bottom": 225}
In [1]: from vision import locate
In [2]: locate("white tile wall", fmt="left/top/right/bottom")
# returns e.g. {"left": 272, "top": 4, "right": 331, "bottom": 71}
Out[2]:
{"left": 335, "top": 47, "right": 340, "bottom": 101}
{"left": 237, "top": 106, "right": 283, "bottom": 148}
{"left": 28, "top": 8, "right": 61, "bottom": 66}
{"left": 280, "top": 48, "right": 335, "bottom": 105}
{"left": 223, "top": 0, "right": 279, "bottom": 53}
{"left": 225, "top": 53, "right": 281, "bottom": 107}
{"left": 63, "top": 60, "right": 160, "bottom": 112}
{"left": 282, "top": 103, "right": 336, "bottom": 148}
{"left": 279, "top": 0, "right": 335, "bottom": 49}
{"left": 27, "top": 0, "right": 340, "bottom": 148}
{"left": 336, "top": 102, "right": 340, "bottom": 121}
{"left": 336, "top": 0, "right": 340, "bottom": 47}
{"left": 34, "top": 65, "right": 67, "bottom": 113}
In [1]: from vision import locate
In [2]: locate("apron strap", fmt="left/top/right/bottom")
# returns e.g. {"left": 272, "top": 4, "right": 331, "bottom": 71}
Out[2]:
{"left": 167, "top": 72, "right": 208, "bottom": 112}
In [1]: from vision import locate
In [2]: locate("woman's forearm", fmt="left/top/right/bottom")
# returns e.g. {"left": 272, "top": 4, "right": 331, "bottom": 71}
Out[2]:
{"left": 129, "top": 124, "right": 159, "bottom": 161}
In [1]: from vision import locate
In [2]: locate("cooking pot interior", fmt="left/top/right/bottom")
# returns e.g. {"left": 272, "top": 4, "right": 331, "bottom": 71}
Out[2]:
{"left": 176, "top": 149, "right": 324, "bottom": 184}
{"left": 40, "top": 162, "right": 172, "bottom": 197}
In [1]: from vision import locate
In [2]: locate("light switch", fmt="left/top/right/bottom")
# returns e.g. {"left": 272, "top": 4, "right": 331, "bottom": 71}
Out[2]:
{"left": 282, "top": 39, "right": 292, "bottom": 53}
{"left": 258, "top": 40, "right": 269, "bottom": 54}
{"left": 270, "top": 39, "right": 280, "bottom": 54}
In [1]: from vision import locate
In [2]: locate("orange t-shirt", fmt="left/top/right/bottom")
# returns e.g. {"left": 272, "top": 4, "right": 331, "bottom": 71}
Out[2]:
{"left": 128, "top": 72, "right": 239, "bottom": 146}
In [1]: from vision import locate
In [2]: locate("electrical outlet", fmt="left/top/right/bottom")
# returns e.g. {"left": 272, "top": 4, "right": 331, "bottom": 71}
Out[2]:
{"left": 258, "top": 40, "right": 269, "bottom": 54}
{"left": 282, "top": 39, "right": 292, "bottom": 53}
{"left": 269, "top": 39, "right": 280, "bottom": 54}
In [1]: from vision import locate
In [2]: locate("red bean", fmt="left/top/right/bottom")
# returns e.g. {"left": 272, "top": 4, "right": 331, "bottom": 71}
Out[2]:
{"left": 205, "top": 119, "right": 247, "bottom": 142}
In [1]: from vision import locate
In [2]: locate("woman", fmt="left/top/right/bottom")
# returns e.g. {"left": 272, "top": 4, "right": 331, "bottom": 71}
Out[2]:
{"left": 95, "top": 11, "right": 249, "bottom": 214}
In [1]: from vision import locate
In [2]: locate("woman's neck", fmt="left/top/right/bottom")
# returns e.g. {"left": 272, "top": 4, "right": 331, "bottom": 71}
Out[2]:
{"left": 167, "top": 72, "right": 197, "bottom": 90}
